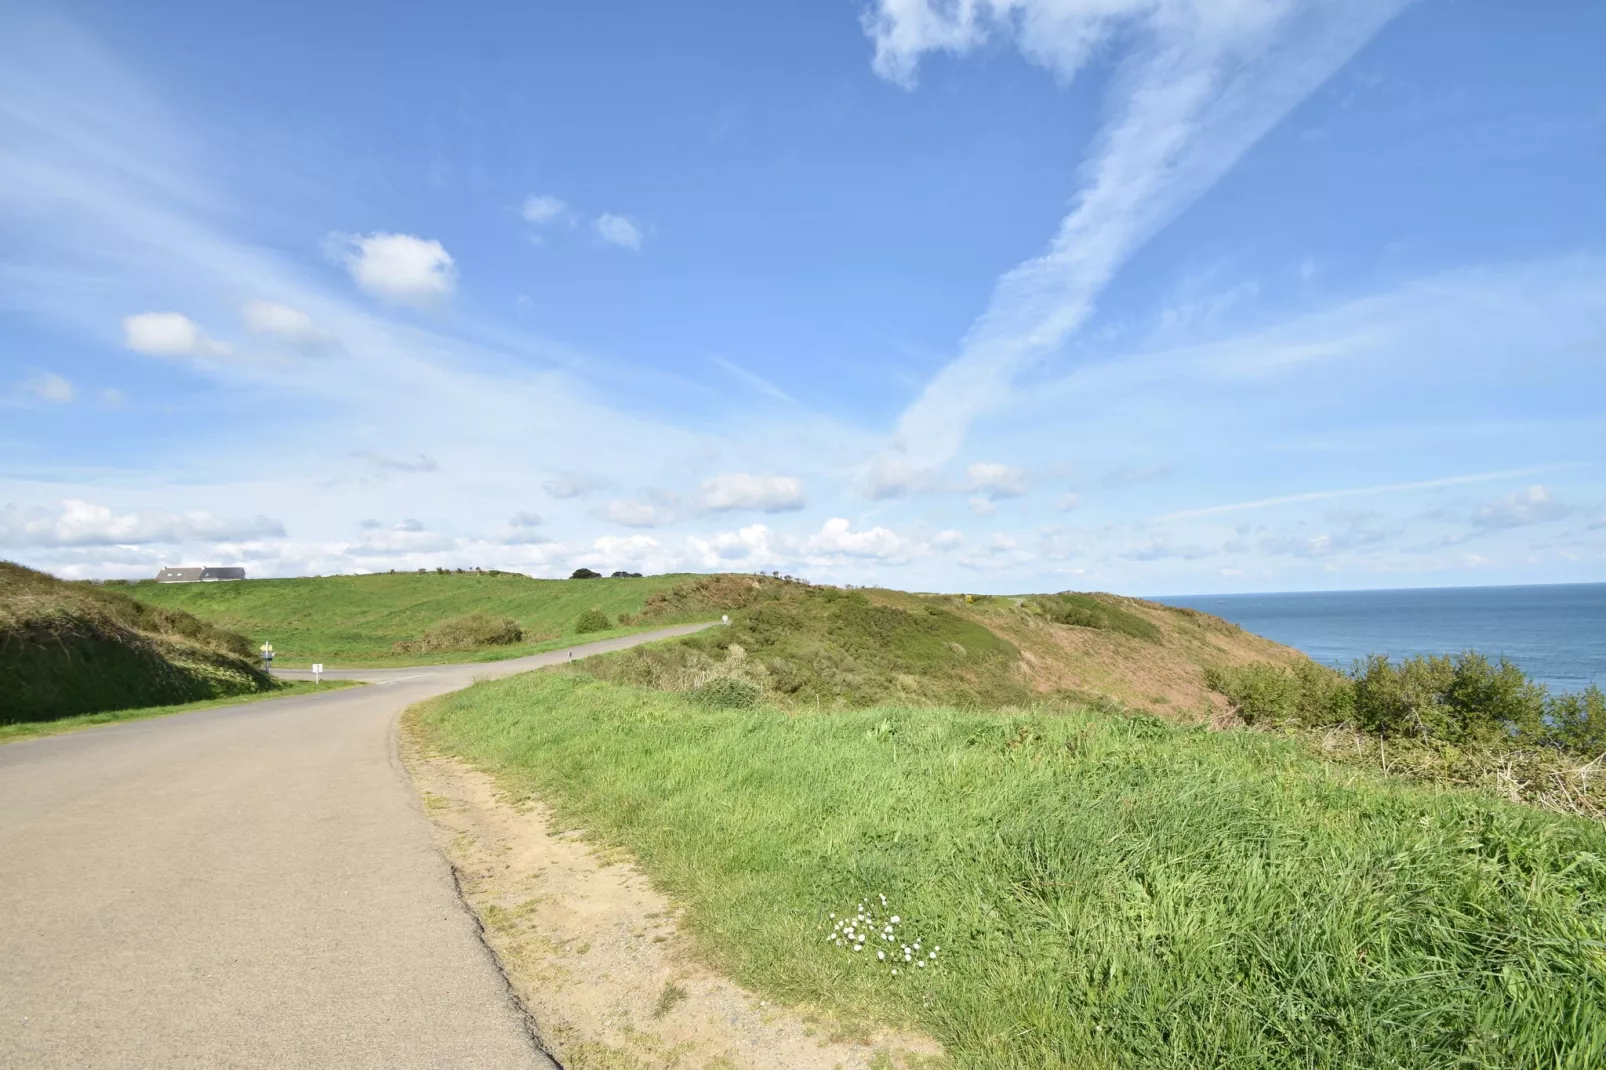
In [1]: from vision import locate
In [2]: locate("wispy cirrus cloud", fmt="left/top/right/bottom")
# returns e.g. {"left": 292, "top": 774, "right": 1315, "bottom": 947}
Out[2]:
{"left": 1152, "top": 465, "right": 1578, "bottom": 523}
{"left": 867, "top": 0, "right": 1409, "bottom": 470}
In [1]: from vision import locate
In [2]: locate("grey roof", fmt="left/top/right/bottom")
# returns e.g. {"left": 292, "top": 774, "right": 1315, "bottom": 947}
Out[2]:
{"left": 155, "top": 566, "right": 245, "bottom": 582}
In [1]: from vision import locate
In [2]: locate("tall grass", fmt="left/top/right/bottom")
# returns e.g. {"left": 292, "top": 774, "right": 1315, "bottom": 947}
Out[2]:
{"left": 415, "top": 671, "right": 1606, "bottom": 1069}
{"left": 2, "top": 561, "right": 270, "bottom": 722}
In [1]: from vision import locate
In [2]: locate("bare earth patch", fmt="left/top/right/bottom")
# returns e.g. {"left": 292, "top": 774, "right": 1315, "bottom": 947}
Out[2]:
{"left": 404, "top": 748, "right": 945, "bottom": 1070}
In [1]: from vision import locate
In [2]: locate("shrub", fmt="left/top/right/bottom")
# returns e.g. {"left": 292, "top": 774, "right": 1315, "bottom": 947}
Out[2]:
{"left": 574, "top": 608, "right": 611, "bottom": 634}
{"left": 1210, "top": 652, "right": 1598, "bottom": 755}
{"left": 401, "top": 612, "right": 523, "bottom": 653}
{"left": 1204, "top": 661, "right": 1351, "bottom": 727}
{"left": 694, "top": 676, "right": 761, "bottom": 709}
{"left": 570, "top": 568, "right": 601, "bottom": 580}
{"left": 1549, "top": 685, "right": 1606, "bottom": 755}
{"left": 1352, "top": 652, "right": 1546, "bottom": 745}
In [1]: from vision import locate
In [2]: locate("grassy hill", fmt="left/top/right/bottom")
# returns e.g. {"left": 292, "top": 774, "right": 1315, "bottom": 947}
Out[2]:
{"left": 587, "top": 574, "right": 1303, "bottom": 716}
{"left": 126, "top": 570, "right": 706, "bottom": 666}
{"left": 1, "top": 561, "right": 272, "bottom": 723}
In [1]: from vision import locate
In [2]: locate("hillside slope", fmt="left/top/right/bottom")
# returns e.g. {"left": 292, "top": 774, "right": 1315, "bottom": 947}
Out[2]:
{"left": 127, "top": 570, "right": 706, "bottom": 666}
{"left": 584, "top": 575, "right": 1305, "bottom": 716}
{"left": 1, "top": 562, "right": 272, "bottom": 723}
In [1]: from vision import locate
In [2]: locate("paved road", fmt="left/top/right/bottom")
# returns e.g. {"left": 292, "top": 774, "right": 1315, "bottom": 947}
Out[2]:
{"left": 0, "top": 624, "right": 713, "bottom": 1069}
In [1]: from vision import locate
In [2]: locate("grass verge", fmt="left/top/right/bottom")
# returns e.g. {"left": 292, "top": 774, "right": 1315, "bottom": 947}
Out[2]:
{"left": 0, "top": 679, "right": 361, "bottom": 745}
{"left": 414, "top": 670, "right": 1606, "bottom": 1070}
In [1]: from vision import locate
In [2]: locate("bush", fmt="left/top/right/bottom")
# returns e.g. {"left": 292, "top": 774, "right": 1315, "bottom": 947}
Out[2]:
{"left": 694, "top": 676, "right": 762, "bottom": 709}
{"left": 570, "top": 568, "right": 601, "bottom": 580}
{"left": 574, "top": 608, "right": 611, "bottom": 634}
{"left": 401, "top": 612, "right": 523, "bottom": 653}
{"left": 1204, "top": 661, "right": 1351, "bottom": 727}
{"left": 1210, "top": 651, "right": 1598, "bottom": 755}
{"left": 1549, "top": 685, "right": 1606, "bottom": 755}
{"left": 1352, "top": 652, "right": 1546, "bottom": 745}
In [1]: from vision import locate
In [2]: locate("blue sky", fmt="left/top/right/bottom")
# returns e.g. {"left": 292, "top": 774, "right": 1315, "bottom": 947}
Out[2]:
{"left": 2, "top": 0, "right": 1603, "bottom": 594}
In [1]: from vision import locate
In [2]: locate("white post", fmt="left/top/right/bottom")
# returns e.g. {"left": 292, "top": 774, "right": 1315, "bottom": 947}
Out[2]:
{"left": 312, "top": 663, "right": 324, "bottom": 686}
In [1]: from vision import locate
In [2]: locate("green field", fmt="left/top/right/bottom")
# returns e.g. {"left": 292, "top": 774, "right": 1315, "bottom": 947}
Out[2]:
{"left": 126, "top": 571, "right": 706, "bottom": 666}
{"left": 0, "top": 679, "right": 359, "bottom": 745}
{"left": 415, "top": 670, "right": 1606, "bottom": 1070}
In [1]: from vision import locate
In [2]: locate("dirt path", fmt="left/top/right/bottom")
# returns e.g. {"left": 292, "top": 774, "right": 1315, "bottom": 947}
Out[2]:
{"left": 404, "top": 747, "right": 946, "bottom": 1070}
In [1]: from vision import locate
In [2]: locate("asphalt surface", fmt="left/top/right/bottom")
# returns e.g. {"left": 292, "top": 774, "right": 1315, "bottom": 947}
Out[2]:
{"left": 0, "top": 623, "right": 714, "bottom": 1069}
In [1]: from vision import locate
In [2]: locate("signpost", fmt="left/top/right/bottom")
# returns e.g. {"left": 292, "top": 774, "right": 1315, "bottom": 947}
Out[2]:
{"left": 312, "top": 663, "right": 324, "bottom": 686}
{"left": 260, "top": 642, "right": 274, "bottom": 673}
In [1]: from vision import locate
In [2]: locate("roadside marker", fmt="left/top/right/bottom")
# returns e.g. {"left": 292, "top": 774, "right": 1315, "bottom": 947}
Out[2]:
{"left": 312, "top": 663, "right": 324, "bottom": 686}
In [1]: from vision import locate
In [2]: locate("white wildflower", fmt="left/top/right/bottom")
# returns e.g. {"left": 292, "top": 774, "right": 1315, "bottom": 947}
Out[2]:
{"left": 877, "top": 951, "right": 885, "bottom": 960}
{"left": 890, "top": 916, "right": 900, "bottom": 924}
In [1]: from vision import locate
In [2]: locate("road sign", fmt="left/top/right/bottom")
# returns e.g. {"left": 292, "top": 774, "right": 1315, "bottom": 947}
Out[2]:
{"left": 312, "top": 663, "right": 324, "bottom": 685}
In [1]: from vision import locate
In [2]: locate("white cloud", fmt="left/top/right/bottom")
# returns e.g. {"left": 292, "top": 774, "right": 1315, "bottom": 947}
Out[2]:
{"left": 349, "top": 518, "right": 455, "bottom": 555}
{"left": 122, "top": 312, "right": 230, "bottom": 357}
{"left": 99, "top": 387, "right": 125, "bottom": 408}
{"left": 509, "top": 511, "right": 543, "bottom": 528}
{"left": 805, "top": 517, "right": 913, "bottom": 560}
{"left": 355, "top": 451, "right": 438, "bottom": 474}
{"left": 333, "top": 232, "right": 457, "bottom": 305}
{"left": 521, "top": 194, "right": 569, "bottom": 225}
{"left": 871, "top": 0, "right": 1407, "bottom": 469}
{"left": 26, "top": 372, "right": 75, "bottom": 403}
{"left": 698, "top": 473, "right": 806, "bottom": 513}
{"left": 1472, "top": 484, "right": 1573, "bottom": 531}
{"left": 545, "top": 471, "right": 615, "bottom": 499}
{"left": 242, "top": 299, "right": 323, "bottom": 343}
{"left": 1058, "top": 492, "right": 1081, "bottom": 511}
{"left": 863, "top": 454, "right": 936, "bottom": 500}
{"left": 969, "top": 497, "right": 996, "bottom": 517}
{"left": 965, "top": 461, "right": 1028, "bottom": 499}
{"left": 601, "top": 498, "right": 681, "bottom": 528}
{"left": 595, "top": 213, "right": 643, "bottom": 250}
{"left": 0, "top": 499, "right": 284, "bottom": 548}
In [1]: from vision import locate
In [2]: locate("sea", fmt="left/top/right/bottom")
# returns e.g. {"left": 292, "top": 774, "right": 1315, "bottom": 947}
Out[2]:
{"left": 1159, "top": 583, "right": 1606, "bottom": 695}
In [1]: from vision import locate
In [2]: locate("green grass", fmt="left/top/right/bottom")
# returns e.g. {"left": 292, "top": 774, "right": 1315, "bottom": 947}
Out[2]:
{"left": 1029, "top": 592, "right": 1163, "bottom": 643}
{"left": 585, "top": 582, "right": 1030, "bottom": 709}
{"left": 415, "top": 671, "right": 1606, "bottom": 1070}
{"left": 0, "top": 679, "right": 360, "bottom": 744}
{"left": 123, "top": 571, "right": 707, "bottom": 666}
